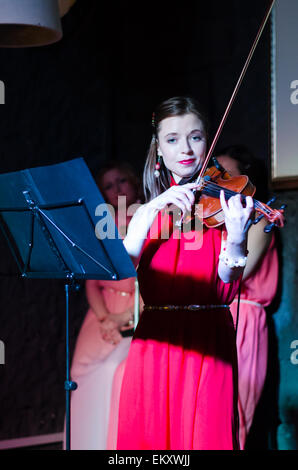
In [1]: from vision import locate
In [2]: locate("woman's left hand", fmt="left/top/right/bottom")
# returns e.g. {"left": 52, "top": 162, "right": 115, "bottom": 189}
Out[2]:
{"left": 220, "top": 190, "right": 254, "bottom": 243}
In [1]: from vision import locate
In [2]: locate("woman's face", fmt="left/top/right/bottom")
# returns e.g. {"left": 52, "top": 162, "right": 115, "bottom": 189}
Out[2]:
{"left": 100, "top": 168, "right": 137, "bottom": 209}
{"left": 157, "top": 113, "right": 207, "bottom": 183}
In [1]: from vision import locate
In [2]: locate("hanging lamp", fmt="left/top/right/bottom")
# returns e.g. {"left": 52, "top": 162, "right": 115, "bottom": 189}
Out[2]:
{"left": 0, "top": 0, "right": 62, "bottom": 47}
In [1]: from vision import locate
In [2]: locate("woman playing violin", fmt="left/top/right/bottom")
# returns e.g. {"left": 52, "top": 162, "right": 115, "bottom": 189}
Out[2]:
{"left": 116, "top": 96, "right": 255, "bottom": 450}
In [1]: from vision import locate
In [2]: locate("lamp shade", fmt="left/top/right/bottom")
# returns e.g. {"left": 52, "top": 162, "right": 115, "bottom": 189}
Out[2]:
{"left": 59, "top": 0, "right": 76, "bottom": 18}
{"left": 0, "top": 0, "right": 62, "bottom": 47}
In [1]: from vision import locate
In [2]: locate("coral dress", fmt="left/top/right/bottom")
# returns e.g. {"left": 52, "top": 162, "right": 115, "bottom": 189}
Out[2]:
{"left": 67, "top": 277, "right": 135, "bottom": 450}
{"left": 117, "top": 204, "right": 242, "bottom": 450}
{"left": 229, "top": 235, "right": 278, "bottom": 449}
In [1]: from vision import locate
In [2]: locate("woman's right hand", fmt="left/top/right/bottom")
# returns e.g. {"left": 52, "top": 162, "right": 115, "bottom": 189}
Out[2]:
{"left": 124, "top": 182, "right": 198, "bottom": 262}
{"left": 147, "top": 182, "right": 197, "bottom": 217}
{"left": 98, "top": 309, "right": 134, "bottom": 344}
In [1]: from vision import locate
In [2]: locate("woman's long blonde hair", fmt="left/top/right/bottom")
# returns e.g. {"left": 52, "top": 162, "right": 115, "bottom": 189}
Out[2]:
{"left": 143, "top": 96, "right": 209, "bottom": 201}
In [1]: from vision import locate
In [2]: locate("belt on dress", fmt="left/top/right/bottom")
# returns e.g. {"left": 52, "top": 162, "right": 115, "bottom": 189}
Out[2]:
{"left": 143, "top": 304, "right": 229, "bottom": 311}
{"left": 231, "top": 298, "right": 263, "bottom": 308}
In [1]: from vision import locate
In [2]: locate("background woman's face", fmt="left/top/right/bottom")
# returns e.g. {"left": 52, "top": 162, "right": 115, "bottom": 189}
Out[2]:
{"left": 216, "top": 155, "right": 241, "bottom": 176}
{"left": 100, "top": 168, "right": 137, "bottom": 208}
{"left": 157, "top": 113, "right": 207, "bottom": 183}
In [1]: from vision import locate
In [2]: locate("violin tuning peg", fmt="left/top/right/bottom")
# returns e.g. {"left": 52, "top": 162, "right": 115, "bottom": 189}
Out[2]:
{"left": 264, "top": 222, "right": 275, "bottom": 233}
{"left": 253, "top": 213, "right": 265, "bottom": 225}
{"left": 278, "top": 204, "right": 287, "bottom": 226}
{"left": 266, "top": 196, "right": 276, "bottom": 206}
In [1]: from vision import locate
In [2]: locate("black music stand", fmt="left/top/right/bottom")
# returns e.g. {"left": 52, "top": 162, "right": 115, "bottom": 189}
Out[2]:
{"left": 0, "top": 158, "right": 136, "bottom": 450}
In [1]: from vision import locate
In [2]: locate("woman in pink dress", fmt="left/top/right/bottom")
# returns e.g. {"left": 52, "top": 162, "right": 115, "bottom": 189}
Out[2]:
{"left": 66, "top": 162, "right": 143, "bottom": 450}
{"left": 216, "top": 146, "right": 279, "bottom": 449}
{"left": 115, "top": 96, "right": 262, "bottom": 450}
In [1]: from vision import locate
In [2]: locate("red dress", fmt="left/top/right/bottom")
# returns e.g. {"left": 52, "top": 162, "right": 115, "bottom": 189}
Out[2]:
{"left": 117, "top": 190, "right": 241, "bottom": 450}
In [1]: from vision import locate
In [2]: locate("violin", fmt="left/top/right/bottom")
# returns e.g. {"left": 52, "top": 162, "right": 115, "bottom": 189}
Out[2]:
{"left": 183, "top": 158, "right": 286, "bottom": 233}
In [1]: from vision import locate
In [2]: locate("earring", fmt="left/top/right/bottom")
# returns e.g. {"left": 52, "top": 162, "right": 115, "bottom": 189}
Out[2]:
{"left": 154, "top": 154, "right": 162, "bottom": 178}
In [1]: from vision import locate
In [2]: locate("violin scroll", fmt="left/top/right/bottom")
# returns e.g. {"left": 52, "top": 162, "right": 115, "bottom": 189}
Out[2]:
{"left": 251, "top": 194, "right": 286, "bottom": 232}
{"left": 263, "top": 204, "right": 286, "bottom": 233}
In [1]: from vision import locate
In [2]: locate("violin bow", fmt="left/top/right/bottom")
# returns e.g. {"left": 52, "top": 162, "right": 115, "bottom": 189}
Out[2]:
{"left": 194, "top": 0, "right": 276, "bottom": 187}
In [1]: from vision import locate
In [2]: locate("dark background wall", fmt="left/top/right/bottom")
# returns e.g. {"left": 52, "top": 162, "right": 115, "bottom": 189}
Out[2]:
{"left": 0, "top": 0, "right": 297, "bottom": 449}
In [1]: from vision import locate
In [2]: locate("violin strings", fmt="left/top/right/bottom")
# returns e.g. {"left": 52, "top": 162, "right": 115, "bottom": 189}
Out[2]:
{"left": 201, "top": 180, "right": 271, "bottom": 215}
{"left": 203, "top": 181, "right": 269, "bottom": 212}
{"left": 204, "top": 181, "right": 271, "bottom": 214}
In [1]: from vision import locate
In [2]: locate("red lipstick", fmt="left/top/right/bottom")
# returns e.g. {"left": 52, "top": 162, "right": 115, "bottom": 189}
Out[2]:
{"left": 178, "top": 158, "right": 196, "bottom": 165}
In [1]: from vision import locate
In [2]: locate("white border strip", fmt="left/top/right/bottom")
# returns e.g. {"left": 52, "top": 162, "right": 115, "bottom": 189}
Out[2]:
{"left": 270, "top": 4, "right": 277, "bottom": 181}
{"left": 0, "top": 432, "right": 64, "bottom": 450}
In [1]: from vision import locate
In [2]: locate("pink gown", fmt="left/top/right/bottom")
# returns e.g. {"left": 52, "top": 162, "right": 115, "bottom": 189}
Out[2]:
{"left": 106, "top": 357, "right": 128, "bottom": 449}
{"left": 229, "top": 235, "right": 278, "bottom": 449}
{"left": 67, "top": 277, "right": 135, "bottom": 450}
{"left": 116, "top": 203, "right": 242, "bottom": 450}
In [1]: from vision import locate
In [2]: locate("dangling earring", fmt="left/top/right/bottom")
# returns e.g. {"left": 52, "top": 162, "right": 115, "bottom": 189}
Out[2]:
{"left": 154, "top": 154, "right": 162, "bottom": 178}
